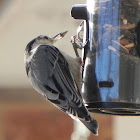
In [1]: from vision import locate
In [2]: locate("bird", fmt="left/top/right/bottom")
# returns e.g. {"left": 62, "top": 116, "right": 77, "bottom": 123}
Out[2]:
{"left": 24, "top": 31, "right": 98, "bottom": 135}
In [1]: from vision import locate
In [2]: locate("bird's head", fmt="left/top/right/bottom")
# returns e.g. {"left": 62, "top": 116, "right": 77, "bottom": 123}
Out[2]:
{"left": 24, "top": 31, "right": 68, "bottom": 62}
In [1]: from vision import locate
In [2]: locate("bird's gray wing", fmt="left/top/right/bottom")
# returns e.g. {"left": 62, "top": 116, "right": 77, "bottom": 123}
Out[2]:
{"left": 27, "top": 45, "right": 98, "bottom": 135}
{"left": 28, "top": 45, "right": 89, "bottom": 119}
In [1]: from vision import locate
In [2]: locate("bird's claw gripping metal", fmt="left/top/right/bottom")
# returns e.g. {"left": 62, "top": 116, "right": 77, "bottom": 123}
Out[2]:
{"left": 70, "top": 35, "right": 82, "bottom": 57}
{"left": 71, "top": 21, "right": 87, "bottom": 57}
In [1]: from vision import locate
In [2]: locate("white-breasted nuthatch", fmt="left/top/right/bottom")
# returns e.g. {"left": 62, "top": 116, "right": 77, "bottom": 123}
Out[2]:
{"left": 24, "top": 31, "right": 98, "bottom": 135}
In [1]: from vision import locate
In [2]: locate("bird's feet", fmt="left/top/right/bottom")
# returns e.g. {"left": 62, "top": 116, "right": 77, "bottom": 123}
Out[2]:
{"left": 70, "top": 35, "right": 83, "bottom": 57}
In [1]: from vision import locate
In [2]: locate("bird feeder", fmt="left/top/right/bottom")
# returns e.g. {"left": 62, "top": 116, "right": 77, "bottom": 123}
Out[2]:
{"left": 71, "top": 0, "right": 140, "bottom": 115}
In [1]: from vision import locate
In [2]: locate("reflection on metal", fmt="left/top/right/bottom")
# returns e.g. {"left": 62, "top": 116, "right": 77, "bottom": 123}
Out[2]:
{"left": 71, "top": 120, "right": 91, "bottom": 140}
{"left": 71, "top": 0, "right": 140, "bottom": 115}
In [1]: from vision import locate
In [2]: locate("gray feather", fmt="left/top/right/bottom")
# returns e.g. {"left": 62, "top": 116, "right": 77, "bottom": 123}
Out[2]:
{"left": 25, "top": 44, "right": 98, "bottom": 135}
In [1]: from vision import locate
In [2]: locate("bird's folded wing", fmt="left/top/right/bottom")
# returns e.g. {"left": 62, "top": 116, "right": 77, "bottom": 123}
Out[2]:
{"left": 29, "top": 45, "right": 87, "bottom": 118}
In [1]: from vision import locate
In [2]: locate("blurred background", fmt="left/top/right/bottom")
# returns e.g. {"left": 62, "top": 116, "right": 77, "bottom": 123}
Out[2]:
{"left": 0, "top": 0, "right": 140, "bottom": 140}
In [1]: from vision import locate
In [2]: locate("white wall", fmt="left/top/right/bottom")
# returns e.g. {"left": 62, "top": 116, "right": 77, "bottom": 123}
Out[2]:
{"left": 113, "top": 116, "right": 140, "bottom": 140}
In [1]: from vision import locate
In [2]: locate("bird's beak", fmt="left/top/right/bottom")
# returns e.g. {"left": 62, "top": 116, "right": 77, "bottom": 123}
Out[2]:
{"left": 59, "top": 31, "right": 68, "bottom": 38}
{"left": 52, "top": 31, "right": 68, "bottom": 42}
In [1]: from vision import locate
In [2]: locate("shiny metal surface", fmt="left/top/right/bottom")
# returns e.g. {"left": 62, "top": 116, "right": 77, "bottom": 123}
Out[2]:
{"left": 81, "top": 0, "right": 140, "bottom": 115}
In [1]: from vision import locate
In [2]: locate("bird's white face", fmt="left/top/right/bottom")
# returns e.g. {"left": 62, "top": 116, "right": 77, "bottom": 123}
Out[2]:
{"left": 31, "top": 35, "right": 53, "bottom": 52}
{"left": 24, "top": 35, "right": 54, "bottom": 63}
{"left": 24, "top": 31, "right": 68, "bottom": 64}
{"left": 35, "top": 35, "right": 53, "bottom": 45}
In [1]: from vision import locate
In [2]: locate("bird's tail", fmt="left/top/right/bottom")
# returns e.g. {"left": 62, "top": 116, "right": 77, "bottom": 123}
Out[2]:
{"left": 80, "top": 118, "right": 98, "bottom": 136}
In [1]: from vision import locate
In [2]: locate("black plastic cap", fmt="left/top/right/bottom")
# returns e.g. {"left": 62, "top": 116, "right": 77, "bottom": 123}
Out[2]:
{"left": 71, "top": 4, "right": 87, "bottom": 20}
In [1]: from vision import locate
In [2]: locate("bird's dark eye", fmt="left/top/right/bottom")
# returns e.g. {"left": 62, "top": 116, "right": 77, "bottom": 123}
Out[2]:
{"left": 44, "top": 36, "right": 49, "bottom": 39}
